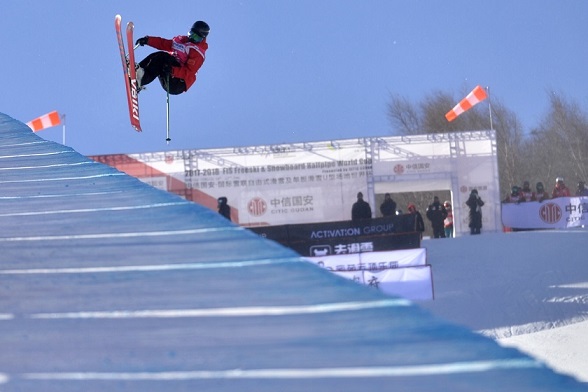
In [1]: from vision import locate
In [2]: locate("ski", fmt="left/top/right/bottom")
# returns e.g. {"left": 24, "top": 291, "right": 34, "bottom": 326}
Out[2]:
{"left": 126, "top": 20, "right": 142, "bottom": 131}
{"left": 114, "top": 14, "right": 142, "bottom": 132}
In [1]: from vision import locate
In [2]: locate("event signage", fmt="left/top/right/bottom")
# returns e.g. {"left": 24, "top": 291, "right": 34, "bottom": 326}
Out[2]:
{"left": 285, "top": 215, "right": 417, "bottom": 241}
{"left": 306, "top": 248, "right": 426, "bottom": 271}
{"left": 90, "top": 131, "right": 501, "bottom": 236}
{"left": 304, "top": 249, "right": 433, "bottom": 300}
{"left": 332, "top": 266, "right": 434, "bottom": 301}
{"left": 249, "top": 216, "right": 421, "bottom": 257}
{"left": 501, "top": 196, "right": 588, "bottom": 229}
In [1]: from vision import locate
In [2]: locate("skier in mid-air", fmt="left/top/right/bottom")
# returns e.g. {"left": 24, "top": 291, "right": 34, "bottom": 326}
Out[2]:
{"left": 134, "top": 21, "right": 209, "bottom": 95}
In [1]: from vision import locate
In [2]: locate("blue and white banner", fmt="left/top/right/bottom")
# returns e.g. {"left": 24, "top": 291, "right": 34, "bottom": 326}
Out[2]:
{"left": 305, "top": 249, "right": 433, "bottom": 300}
{"left": 501, "top": 197, "right": 588, "bottom": 229}
{"left": 306, "top": 248, "right": 426, "bottom": 271}
{"left": 332, "top": 266, "right": 434, "bottom": 301}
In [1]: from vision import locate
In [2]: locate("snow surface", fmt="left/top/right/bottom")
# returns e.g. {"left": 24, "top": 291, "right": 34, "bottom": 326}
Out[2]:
{"left": 419, "top": 230, "right": 588, "bottom": 382}
{"left": 0, "top": 112, "right": 586, "bottom": 391}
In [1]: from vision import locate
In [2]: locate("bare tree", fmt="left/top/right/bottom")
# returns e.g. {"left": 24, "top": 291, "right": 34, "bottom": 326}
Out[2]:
{"left": 387, "top": 89, "right": 524, "bottom": 196}
{"left": 530, "top": 93, "right": 588, "bottom": 186}
{"left": 387, "top": 89, "right": 588, "bottom": 197}
{"left": 387, "top": 93, "right": 421, "bottom": 135}
{"left": 490, "top": 100, "right": 526, "bottom": 193}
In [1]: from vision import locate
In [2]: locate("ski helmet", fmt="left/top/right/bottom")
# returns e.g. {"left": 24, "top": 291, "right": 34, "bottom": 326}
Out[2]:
{"left": 190, "top": 21, "right": 210, "bottom": 38}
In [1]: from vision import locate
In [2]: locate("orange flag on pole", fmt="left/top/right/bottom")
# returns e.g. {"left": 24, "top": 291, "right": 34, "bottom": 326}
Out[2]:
{"left": 445, "top": 86, "right": 488, "bottom": 122}
{"left": 26, "top": 111, "right": 61, "bottom": 132}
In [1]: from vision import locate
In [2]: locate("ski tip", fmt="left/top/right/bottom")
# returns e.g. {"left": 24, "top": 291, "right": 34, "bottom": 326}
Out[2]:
{"left": 115, "top": 14, "right": 122, "bottom": 21}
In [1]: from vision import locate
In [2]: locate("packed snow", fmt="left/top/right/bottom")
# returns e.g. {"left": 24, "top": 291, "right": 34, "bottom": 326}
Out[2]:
{"left": 419, "top": 230, "right": 588, "bottom": 382}
{"left": 0, "top": 112, "right": 586, "bottom": 390}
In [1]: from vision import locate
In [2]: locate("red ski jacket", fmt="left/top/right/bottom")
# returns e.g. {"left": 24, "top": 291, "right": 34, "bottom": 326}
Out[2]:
{"left": 146, "top": 35, "right": 208, "bottom": 91}
{"left": 552, "top": 184, "right": 571, "bottom": 198}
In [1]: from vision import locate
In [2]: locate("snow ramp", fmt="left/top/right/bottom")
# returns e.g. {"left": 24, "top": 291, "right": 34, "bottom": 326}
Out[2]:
{"left": 0, "top": 112, "right": 585, "bottom": 391}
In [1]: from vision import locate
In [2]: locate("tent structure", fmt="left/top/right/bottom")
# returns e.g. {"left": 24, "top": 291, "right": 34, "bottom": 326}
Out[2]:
{"left": 92, "top": 130, "right": 501, "bottom": 236}
{"left": 0, "top": 112, "right": 584, "bottom": 391}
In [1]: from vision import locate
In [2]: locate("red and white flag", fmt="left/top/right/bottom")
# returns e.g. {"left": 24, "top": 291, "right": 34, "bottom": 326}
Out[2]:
{"left": 445, "top": 86, "right": 487, "bottom": 122}
{"left": 26, "top": 111, "right": 61, "bottom": 132}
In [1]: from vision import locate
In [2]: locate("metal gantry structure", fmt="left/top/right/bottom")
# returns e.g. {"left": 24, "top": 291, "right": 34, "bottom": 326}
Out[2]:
{"left": 91, "top": 130, "right": 500, "bottom": 234}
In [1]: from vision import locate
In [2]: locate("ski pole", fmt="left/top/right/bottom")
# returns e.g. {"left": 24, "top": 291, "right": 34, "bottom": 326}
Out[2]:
{"left": 165, "top": 71, "right": 171, "bottom": 144}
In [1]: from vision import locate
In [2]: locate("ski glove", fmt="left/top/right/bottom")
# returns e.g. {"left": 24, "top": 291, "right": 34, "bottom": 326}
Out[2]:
{"left": 135, "top": 36, "right": 149, "bottom": 46}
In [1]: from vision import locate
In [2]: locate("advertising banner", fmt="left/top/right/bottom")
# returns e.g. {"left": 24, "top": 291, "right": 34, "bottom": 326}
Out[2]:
{"left": 284, "top": 215, "right": 416, "bottom": 241}
{"left": 285, "top": 233, "right": 421, "bottom": 257}
{"left": 360, "top": 266, "right": 433, "bottom": 300}
{"left": 501, "top": 197, "right": 588, "bottom": 229}
{"left": 304, "top": 249, "right": 432, "bottom": 300}
{"left": 305, "top": 248, "right": 426, "bottom": 271}
{"left": 249, "top": 216, "right": 422, "bottom": 256}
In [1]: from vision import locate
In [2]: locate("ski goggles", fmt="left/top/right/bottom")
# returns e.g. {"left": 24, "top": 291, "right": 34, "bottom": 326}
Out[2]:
{"left": 189, "top": 31, "right": 204, "bottom": 42}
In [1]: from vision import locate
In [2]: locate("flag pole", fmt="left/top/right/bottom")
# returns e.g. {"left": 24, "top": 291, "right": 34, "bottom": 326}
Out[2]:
{"left": 61, "top": 113, "right": 66, "bottom": 145}
{"left": 486, "top": 86, "right": 494, "bottom": 131}
{"left": 165, "top": 72, "right": 171, "bottom": 144}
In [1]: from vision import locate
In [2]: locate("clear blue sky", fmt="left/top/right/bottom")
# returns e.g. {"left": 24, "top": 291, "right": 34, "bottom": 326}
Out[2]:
{"left": 2, "top": 1, "right": 587, "bottom": 156}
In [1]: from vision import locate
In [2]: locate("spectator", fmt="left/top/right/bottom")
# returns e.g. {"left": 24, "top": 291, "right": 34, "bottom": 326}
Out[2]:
{"left": 535, "top": 182, "right": 550, "bottom": 202}
{"left": 443, "top": 201, "right": 454, "bottom": 238}
{"left": 552, "top": 177, "right": 571, "bottom": 198}
{"left": 576, "top": 181, "right": 588, "bottom": 196}
{"left": 466, "top": 189, "right": 484, "bottom": 235}
{"left": 351, "top": 192, "right": 372, "bottom": 221}
{"left": 407, "top": 203, "right": 425, "bottom": 238}
{"left": 426, "top": 196, "right": 448, "bottom": 238}
{"left": 520, "top": 181, "right": 535, "bottom": 202}
{"left": 379, "top": 193, "right": 397, "bottom": 217}
{"left": 503, "top": 186, "right": 524, "bottom": 203}
{"left": 217, "top": 197, "right": 231, "bottom": 221}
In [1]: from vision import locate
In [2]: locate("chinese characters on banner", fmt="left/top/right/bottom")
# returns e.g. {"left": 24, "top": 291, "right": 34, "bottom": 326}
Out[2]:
{"left": 501, "top": 197, "right": 588, "bottom": 229}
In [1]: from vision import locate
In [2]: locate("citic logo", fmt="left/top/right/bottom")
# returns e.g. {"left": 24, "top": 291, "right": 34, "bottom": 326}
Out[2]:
{"left": 248, "top": 197, "right": 267, "bottom": 217}
{"left": 393, "top": 164, "right": 404, "bottom": 175}
{"left": 539, "top": 203, "right": 562, "bottom": 224}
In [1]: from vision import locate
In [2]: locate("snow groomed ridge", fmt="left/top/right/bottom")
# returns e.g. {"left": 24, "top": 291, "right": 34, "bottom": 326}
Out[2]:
{"left": 0, "top": 112, "right": 585, "bottom": 391}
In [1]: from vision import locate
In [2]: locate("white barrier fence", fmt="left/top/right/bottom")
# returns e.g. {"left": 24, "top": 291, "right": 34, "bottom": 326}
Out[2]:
{"left": 305, "top": 249, "right": 434, "bottom": 301}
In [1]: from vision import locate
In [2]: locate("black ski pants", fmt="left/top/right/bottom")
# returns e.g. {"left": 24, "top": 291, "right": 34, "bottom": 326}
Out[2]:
{"left": 138, "top": 52, "right": 186, "bottom": 95}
